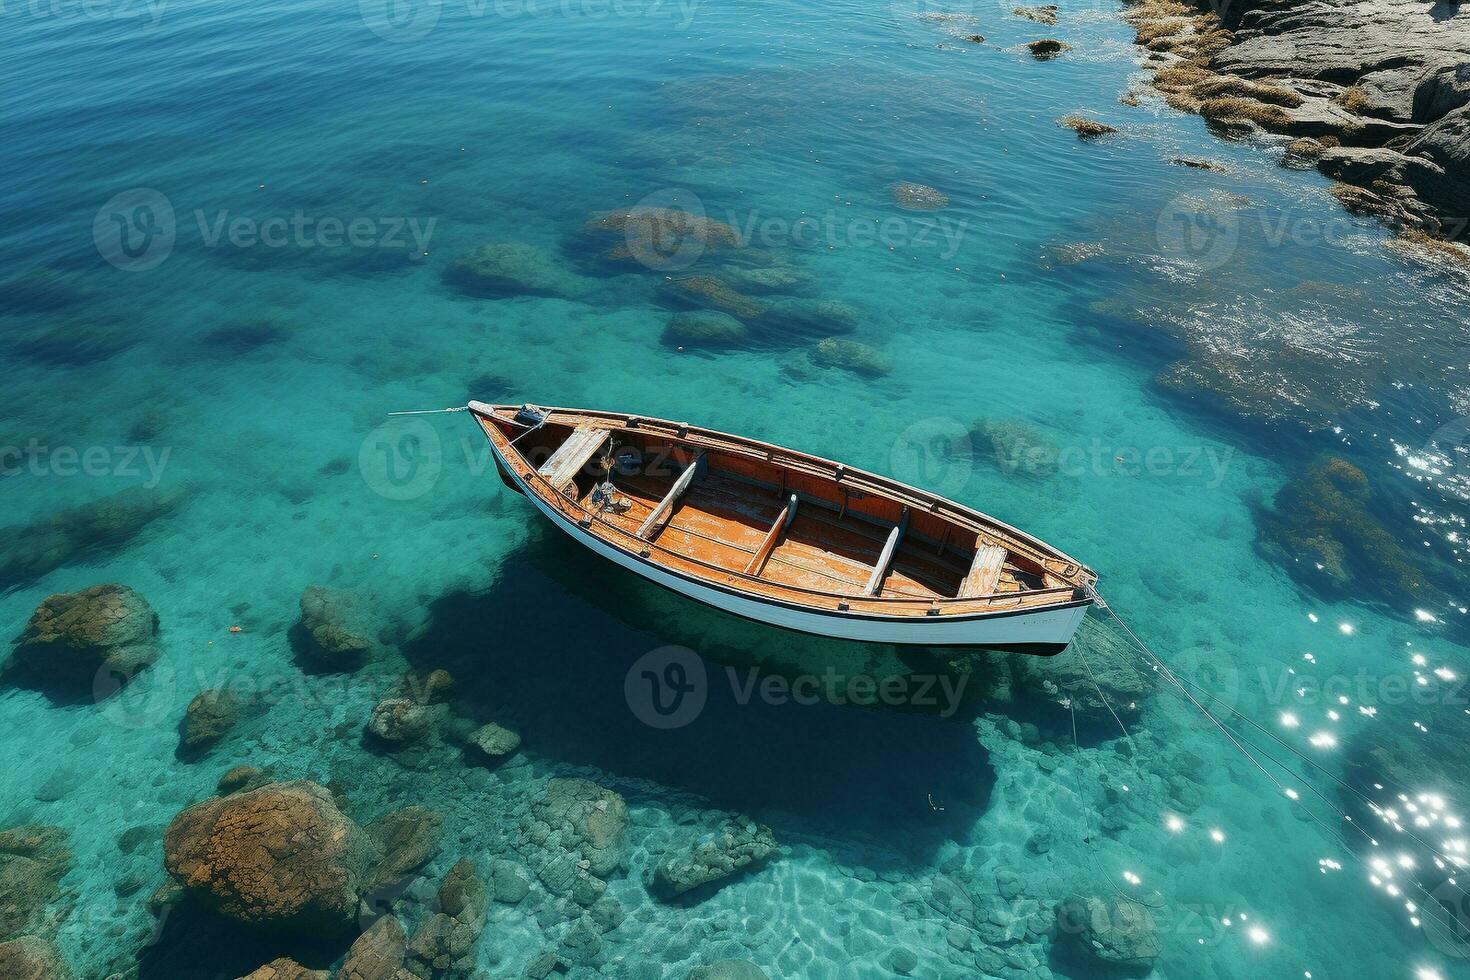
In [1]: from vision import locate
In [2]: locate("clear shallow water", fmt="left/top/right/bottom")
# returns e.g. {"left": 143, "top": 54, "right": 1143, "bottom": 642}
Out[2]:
{"left": 2, "top": 1, "right": 1470, "bottom": 978}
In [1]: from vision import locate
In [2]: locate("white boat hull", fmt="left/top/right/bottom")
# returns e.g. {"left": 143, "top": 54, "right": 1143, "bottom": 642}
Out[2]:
{"left": 494, "top": 449, "right": 1090, "bottom": 653}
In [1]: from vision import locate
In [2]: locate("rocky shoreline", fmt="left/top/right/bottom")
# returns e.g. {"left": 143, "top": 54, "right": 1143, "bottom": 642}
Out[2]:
{"left": 1124, "top": 0, "right": 1470, "bottom": 249}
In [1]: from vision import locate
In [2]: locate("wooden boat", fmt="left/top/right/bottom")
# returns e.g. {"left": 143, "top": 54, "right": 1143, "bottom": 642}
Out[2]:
{"left": 470, "top": 402, "right": 1097, "bottom": 654}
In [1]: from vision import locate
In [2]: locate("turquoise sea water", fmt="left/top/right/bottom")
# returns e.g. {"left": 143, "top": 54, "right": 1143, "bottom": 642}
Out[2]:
{"left": 3, "top": 0, "right": 1470, "bottom": 977}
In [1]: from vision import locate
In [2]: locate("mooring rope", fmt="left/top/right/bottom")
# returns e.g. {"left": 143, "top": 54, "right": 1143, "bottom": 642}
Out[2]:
{"left": 1089, "top": 592, "right": 1470, "bottom": 951}
{"left": 386, "top": 406, "right": 470, "bottom": 416}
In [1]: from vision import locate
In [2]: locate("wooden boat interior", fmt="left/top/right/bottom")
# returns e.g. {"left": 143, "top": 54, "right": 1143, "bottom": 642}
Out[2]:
{"left": 478, "top": 405, "right": 1094, "bottom": 617}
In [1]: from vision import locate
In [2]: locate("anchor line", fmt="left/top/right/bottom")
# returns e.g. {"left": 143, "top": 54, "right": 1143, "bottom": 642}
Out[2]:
{"left": 1063, "top": 695, "right": 1155, "bottom": 915}
{"left": 387, "top": 406, "right": 470, "bottom": 416}
{"left": 1090, "top": 595, "right": 1470, "bottom": 948}
{"left": 1095, "top": 594, "right": 1470, "bottom": 898}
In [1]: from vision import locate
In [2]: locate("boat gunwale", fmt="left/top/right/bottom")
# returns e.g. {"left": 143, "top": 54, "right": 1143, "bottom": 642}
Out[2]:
{"left": 471, "top": 402, "right": 1096, "bottom": 618}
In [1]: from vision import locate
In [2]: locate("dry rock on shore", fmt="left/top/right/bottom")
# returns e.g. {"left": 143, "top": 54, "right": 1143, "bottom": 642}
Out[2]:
{"left": 1124, "top": 0, "right": 1470, "bottom": 242}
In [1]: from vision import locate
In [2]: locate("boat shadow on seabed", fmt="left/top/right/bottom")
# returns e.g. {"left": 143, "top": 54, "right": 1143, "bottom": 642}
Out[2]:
{"left": 398, "top": 524, "right": 1001, "bottom": 858}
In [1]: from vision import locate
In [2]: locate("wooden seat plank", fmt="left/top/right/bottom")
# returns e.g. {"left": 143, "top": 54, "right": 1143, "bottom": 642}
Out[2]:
{"left": 864, "top": 507, "right": 910, "bottom": 597}
{"left": 637, "top": 451, "right": 707, "bottom": 538}
{"left": 538, "top": 425, "right": 609, "bottom": 492}
{"left": 958, "top": 543, "right": 1008, "bottom": 599}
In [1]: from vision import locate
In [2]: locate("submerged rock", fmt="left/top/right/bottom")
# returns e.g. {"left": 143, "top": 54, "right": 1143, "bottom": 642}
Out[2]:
{"left": 661, "top": 311, "right": 751, "bottom": 349}
{"left": 756, "top": 298, "right": 859, "bottom": 342}
{"left": 688, "top": 962, "right": 768, "bottom": 980}
{"left": 1257, "top": 455, "right": 1437, "bottom": 607}
{"left": 0, "top": 488, "right": 181, "bottom": 592}
{"left": 236, "top": 959, "right": 328, "bottom": 980}
{"left": 810, "top": 338, "right": 891, "bottom": 378}
{"left": 179, "top": 689, "right": 239, "bottom": 755}
{"left": 582, "top": 206, "right": 743, "bottom": 268}
{"left": 365, "top": 806, "right": 442, "bottom": 888}
{"left": 405, "top": 667, "right": 456, "bottom": 705}
{"left": 405, "top": 859, "right": 486, "bottom": 979}
{"left": 366, "top": 697, "right": 432, "bottom": 747}
{"left": 1008, "top": 617, "right": 1151, "bottom": 727}
{"left": 1172, "top": 156, "right": 1226, "bottom": 171}
{"left": 465, "top": 721, "right": 522, "bottom": 765}
{"left": 1026, "top": 39, "right": 1072, "bottom": 60}
{"left": 0, "top": 826, "right": 71, "bottom": 942}
{"left": 444, "top": 242, "right": 588, "bottom": 300}
{"left": 8, "top": 585, "right": 160, "bottom": 691}
{"left": 1046, "top": 241, "right": 1107, "bottom": 266}
{"left": 12, "top": 320, "right": 135, "bottom": 367}
{"left": 658, "top": 275, "right": 766, "bottom": 320}
{"left": 1055, "top": 894, "right": 1161, "bottom": 969}
{"left": 0, "top": 936, "right": 73, "bottom": 980}
{"left": 526, "top": 778, "right": 629, "bottom": 880}
{"left": 0, "top": 267, "right": 91, "bottom": 314}
{"left": 489, "top": 859, "right": 533, "bottom": 904}
{"left": 340, "top": 914, "right": 407, "bottom": 980}
{"left": 297, "top": 586, "right": 371, "bottom": 665}
{"left": 1012, "top": 4, "right": 1057, "bottom": 24}
{"left": 723, "top": 264, "right": 810, "bottom": 294}
{"left": 163, "top": 781, "right": 381, "bottom": 935}
{"left": 217, "top": 765, "right": 269, "bottom": 795}
{"left": 890, "top": 182, "right": 949, "bottom": 211}
{"left": 1058, "top": 115, "right": 1118, "bottom": 139}
{"left": 972, "top": 418, "right": 1059, "bottom": 478}
{"left": 652, "top": 818, "right": 779, "bottom": 899}
{"left": 201, "top": 317, "right": 294, "bottom": 355}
